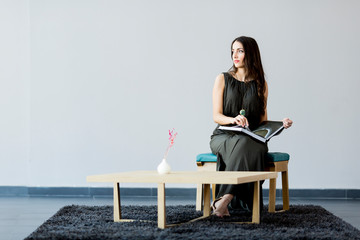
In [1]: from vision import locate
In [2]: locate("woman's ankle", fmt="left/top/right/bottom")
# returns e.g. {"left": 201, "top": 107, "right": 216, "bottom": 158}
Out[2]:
{"left": 215, "top": 194, "right": 233, "bottom": 209}
{"left": 222, "top": 194, "right": 233, "bottom": 203}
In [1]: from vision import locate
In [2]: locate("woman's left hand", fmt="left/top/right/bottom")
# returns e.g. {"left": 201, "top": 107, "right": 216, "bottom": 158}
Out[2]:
{"left": 282, "top": 118, "right": 293, "bottom": 129}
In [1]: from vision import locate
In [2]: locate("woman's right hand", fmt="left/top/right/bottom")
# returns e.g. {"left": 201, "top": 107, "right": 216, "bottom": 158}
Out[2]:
{"left": 233, "top": 114, "right": 249, "bottom": 127}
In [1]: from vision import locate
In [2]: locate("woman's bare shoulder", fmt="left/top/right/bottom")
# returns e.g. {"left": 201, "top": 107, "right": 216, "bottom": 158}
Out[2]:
{"left": 213, "top": 73, "right": 225, "bottom": 91}
{"left": 215, "top": 73, "right": 225, "bottom": 83}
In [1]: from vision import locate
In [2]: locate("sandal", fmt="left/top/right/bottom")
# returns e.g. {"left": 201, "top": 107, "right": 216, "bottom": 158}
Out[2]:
{"left": 211, "top": 196, "right": 231, "bottom": 217}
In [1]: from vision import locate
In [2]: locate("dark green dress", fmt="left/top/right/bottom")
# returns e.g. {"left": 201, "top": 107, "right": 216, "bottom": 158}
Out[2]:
{"left": 210, "top": 72, "right": 268, "bottom": 211}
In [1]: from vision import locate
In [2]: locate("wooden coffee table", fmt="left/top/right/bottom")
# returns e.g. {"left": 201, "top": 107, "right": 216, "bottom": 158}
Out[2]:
{"left": 86, "top": 170, "right": 277, "bottom": 229}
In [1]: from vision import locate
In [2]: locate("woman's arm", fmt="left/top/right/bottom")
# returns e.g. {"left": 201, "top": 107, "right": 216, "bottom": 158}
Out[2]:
{"left": 261, "top": 80, "right": 293, "bottom": 128}
{"left": 212, "top": 74, "right": 248, "bottom": 126}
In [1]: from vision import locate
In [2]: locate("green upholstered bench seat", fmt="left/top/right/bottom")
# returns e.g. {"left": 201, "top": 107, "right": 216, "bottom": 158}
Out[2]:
{"left": 265, "top": 152, "right": 290, "bottom": 162}
{"left": 196, "top": 153, "right": 217, "bottom": 163}
{"left": 196, "top": 152, "right": 289, "bottom": 163}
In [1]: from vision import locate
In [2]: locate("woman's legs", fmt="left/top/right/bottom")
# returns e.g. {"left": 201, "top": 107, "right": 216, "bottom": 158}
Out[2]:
{"left": 210, "top": 133, "right": 268, "bottom": 214}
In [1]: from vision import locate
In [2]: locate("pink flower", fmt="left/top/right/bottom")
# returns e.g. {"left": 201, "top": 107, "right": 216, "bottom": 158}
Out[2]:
{"left": 164, "top": 128, "right": 177, "bottom": 159}
{"left": 168, "top": 129, "right": 177, "bottom": 147}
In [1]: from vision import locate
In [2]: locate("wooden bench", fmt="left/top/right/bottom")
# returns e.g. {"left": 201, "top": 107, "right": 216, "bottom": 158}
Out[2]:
{"left": 195, "top": 152, "right": 290, "bottom": 213}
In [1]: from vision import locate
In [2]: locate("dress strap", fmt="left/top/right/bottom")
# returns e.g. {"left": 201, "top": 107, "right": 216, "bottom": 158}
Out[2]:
{"left": 222, "top": 72, "right": 231, "bottom": 84}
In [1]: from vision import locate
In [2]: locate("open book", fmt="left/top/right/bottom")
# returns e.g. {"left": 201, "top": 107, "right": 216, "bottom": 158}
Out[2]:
{"left": 219, "top": 121, "right": 284, "bottom": 143}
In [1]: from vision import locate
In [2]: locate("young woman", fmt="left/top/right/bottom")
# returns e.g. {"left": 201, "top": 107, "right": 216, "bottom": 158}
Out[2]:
{"left": 210, "top": 36, "right": 293, "bottom": 217}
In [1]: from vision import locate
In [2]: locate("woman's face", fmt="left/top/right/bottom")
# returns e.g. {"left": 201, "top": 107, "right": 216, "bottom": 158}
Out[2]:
{"left": 232, "top": 41, "right": 245, "bottom": 68}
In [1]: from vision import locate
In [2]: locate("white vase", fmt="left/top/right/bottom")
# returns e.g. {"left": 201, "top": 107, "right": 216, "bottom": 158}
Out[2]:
{"left": 157, "top": 158, "right": 171, "bottom": 174}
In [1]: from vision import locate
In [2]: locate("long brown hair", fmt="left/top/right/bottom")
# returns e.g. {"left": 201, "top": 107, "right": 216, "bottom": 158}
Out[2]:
{"left": 228, "top": 36, "right": 267, "bottom": 115}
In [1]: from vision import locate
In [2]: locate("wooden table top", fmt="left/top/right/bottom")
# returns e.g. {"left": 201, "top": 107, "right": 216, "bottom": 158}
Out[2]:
{"left": 87, "top": 170, "right": 277, "bottom": 184}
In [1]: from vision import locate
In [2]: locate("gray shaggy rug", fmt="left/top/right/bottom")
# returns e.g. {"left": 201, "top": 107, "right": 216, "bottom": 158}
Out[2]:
{"left": 25, "top": 205, "right": 360, "bottom": 240}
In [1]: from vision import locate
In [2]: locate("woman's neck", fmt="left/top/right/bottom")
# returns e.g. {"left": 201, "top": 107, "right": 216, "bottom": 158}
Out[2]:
{"left": 234, "top": 68, "right": 246, "bottom": 82}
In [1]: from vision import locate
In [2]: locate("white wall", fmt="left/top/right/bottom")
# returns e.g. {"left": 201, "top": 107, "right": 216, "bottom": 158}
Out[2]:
{"left": 1, "top": 0, "right": 360, "bottom": 189}
{"left": 0, "top": 0, "right": 30, "bottom": 185}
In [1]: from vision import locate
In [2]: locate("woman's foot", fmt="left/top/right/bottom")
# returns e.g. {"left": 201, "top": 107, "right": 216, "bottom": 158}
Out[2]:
{"left": 211, "top": 194, "right": 233, "bottom": 217}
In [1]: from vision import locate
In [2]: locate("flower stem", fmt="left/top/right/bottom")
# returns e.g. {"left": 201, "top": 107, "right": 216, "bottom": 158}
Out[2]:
{"left": 163, "top": 146, "right": 170, "bottom": 159}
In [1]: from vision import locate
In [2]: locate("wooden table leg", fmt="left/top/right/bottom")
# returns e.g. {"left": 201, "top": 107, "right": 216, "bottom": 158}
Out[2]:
{"left": 158, "top": 183, "right": 166, "bottom": 229}
{"left": 252, "top": 181, "right": 260, "bottom": 223}
{"left": 113, "top": 182, "right": 121, "bottom": 221}
{"left": 203, "top": 184, "right": 211, "bottom": 217}
{"left": 196, "top": 184, "right": 203, "bottom": 211}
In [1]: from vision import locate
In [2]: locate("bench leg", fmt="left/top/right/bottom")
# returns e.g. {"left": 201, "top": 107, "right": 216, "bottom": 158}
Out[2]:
{"left": 196, "top": 183, "right": 216, "bottom": 211}
{"left": 268, "top": 178, "right": 276, "bottom": 213}
{"left": 113, "top": 182, "right": 121, "bottom": 221}
{"left": 196, "top": 184, "right": 203, "bottom": 211}
{"left": 252, "top": 181, "right": 260, "bottom": 223}
{"left": 212, "top": 184, "right": 216, "bottom": 202}
{"left": 282, "top": 170, "right": 290, "bottom": 210}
